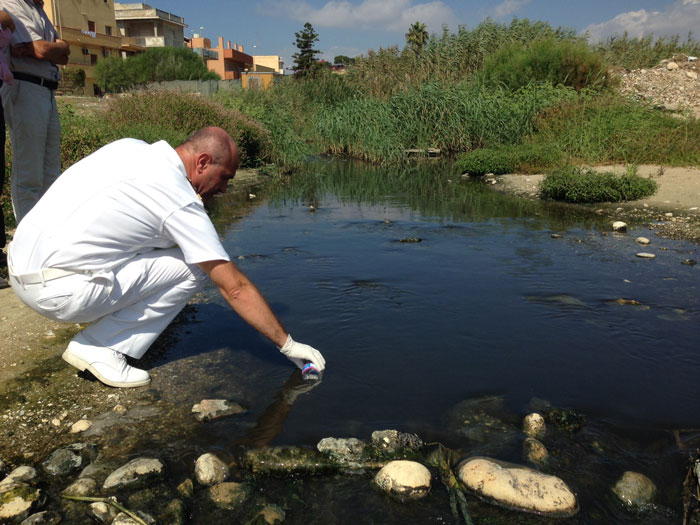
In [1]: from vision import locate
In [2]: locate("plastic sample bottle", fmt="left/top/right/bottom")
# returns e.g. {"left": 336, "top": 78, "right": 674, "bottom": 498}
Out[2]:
{"left": 301, "top": 362, "right": 321, "bottom": 381}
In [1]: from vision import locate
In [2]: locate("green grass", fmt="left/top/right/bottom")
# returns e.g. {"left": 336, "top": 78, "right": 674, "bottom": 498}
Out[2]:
{"left": 534, "top": 92, "right": 700, "bottom": 165}
{"left": 540, "top": 165, "right": 657, "bottom": 203}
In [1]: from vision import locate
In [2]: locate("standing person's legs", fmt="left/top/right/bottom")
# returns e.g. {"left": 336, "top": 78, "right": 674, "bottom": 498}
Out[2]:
{"left": 2, "top": 81, "right": 53, "bottom": 222}
{"left": 42, "top": 92, "right": 61, "bottom": 195}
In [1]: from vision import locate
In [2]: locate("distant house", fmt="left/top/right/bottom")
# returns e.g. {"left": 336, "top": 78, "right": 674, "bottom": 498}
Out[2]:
{"left": 253, "top": 55, "right": 284, "bottom": 75}
{"left": 44, "top": 0, "right": 130, "bottom": 95}
{"left": 187, "top": 36, "right": 253, "bottom": 80}
{"left": 114, "top": 2, "right": 186, "bottom": 49}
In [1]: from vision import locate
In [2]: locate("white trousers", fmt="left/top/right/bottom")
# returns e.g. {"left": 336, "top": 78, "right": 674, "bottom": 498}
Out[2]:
{"left": 1, "top": 80, "right": 61, "bottom": 222}
{"left": 10, "top": 248, "right": 208, "bottom": 358}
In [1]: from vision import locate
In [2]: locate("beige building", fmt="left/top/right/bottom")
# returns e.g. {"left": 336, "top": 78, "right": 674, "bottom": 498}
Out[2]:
{"left": 44, "top": 0, "right": 125, "bottom": 94}
{"left": 114, "top": 3, "right": 186, "bottom": 48}
{"left": 253, "top": 55, "right": 283, "bottom": 75}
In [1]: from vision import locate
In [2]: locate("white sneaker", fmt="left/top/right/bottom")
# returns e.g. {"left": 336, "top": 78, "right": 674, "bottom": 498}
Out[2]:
{"left": 62, "top": 334, "right": 151, "bottom": 388}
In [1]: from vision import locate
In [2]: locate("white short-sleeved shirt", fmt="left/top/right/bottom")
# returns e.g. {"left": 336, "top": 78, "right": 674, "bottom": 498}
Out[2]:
{"left": 0, "top": 0, "right": 59, "bottom": 81}
{"left": 10, "top": 139, "right": 231, "bottom": 274}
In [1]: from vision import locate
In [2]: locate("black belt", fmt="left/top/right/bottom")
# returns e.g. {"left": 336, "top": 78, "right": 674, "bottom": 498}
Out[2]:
{"left": 12, "top": 72, "right": 58, "bottom": 90}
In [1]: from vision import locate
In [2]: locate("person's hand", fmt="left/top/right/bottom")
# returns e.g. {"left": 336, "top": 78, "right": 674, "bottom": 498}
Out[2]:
{"left": 278, "top": 334, "right": 325, "bottom": 372}
{"left": 11, "top": 43, "right": 31, "bottom": 58}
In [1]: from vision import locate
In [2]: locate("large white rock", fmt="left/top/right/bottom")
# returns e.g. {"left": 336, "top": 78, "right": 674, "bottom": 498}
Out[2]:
{"left": 103, "top": 458, "right": 164, "bottom": 491}
{"left": 612, "top": 221, "right": 627, "bottom": 232}
{"left": 195, "top": 453, "right": 230, "bottom": 486}
{"left": 612, "top": 471, "right": 656, "bottom": 507}
{"left": 457, "top": 457, "right": 577, "bottom": 517}
{"left": 373, "top": 460, "right": 431, "bottom": 500}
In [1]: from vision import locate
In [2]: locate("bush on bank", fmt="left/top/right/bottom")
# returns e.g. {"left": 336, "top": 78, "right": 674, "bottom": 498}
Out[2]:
{"left": 456, "top": 143, "right": 564, "bottom": 176}
{"left": 539, "top": 165, "right": 657, "bottom": 203}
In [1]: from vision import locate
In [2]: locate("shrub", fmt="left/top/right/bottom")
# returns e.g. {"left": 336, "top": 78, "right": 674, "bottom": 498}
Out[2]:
{"left": 456, "top": 143, "right": 564, "bottom": 175}
{"left": 104, "top": 91, "right": 272, "bottom": 166}
{"left": 480, "top": 38, "right": 611, "bottom": 92}
{"left": 60, "top": 67, "right": 86, "bottom": 94}
{"left": 455, "top": 148, "right": 516, "bottom": 175}
{"left": 539, "top": 165, "right": 657, "bottom": 203}
{"left": 95, "top": 47, "right": 220, "bottom": 92}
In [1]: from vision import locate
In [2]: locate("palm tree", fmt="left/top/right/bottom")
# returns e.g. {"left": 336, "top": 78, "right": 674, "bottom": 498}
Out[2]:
{"left": 405, "top": 22, "right": 429, "bottom": 54}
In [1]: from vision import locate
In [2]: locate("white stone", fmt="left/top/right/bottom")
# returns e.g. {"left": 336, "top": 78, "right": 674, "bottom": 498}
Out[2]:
{"left": 612, "top": 471, "right": 656, "bottom": 507}
{"left": 522, "top": 413, "right": 546, "bottom": 439}
{"left": 192, "top": 399, "right": 246, "bottom": 421}
{"left": 635, "top": 237, "right": 650, "bottom": 245}
{"left": 664, "top": 212, "right": 673, "bottom": 218}
{"left": 63, "top": 477, "right": 97, "bottom": 497}
{"left": 612, "top": 221, "right": 627, "bottom": 232}
{"left": 373, "top": 460, "right": 431, "bottom": 500}
{"left": 103, "top": 458, "right": 164, "bottom": 491}
{"left": 89, "top": 501, "right": 117, "bottom": 523}
{"left": 0, "top": 466, "right": 38, "bottom": 490}
{"left": 457, "top": 457, "right": 577, "bottom": 517}
{"left": 69, "top": 420, "right": 93, "bottom": 433}
{"left": 195, "top": 453, "right": 230, "bottom": 486}
{"left": 636, "top": 252, "right": 656, "bottom": 259}
{"left": 666, "top": 62, "right": 679, "bottom": 70}
{"left": 687, "top": 71, "right": 698, "bottom": 79}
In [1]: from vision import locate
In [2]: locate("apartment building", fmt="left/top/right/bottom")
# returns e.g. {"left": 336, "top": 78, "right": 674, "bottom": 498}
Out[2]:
{"left": 114, "top": 2, "right": 185, "bottom": 48}
{"left": 44, "top": 0, "right": 124, "bottom": 94}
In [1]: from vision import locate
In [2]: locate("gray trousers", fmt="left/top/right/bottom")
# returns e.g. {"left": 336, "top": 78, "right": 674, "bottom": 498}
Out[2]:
{"left": 1, "top": 79, "right": 61, "bottom": 222}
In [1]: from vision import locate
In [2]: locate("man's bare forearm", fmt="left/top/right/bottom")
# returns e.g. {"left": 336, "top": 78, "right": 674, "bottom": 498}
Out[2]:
{"left": 27, "top": 38, "right": 70, "bottom": 62}
{"left": 199, "top": 260, "right": 288, "bottom": 347}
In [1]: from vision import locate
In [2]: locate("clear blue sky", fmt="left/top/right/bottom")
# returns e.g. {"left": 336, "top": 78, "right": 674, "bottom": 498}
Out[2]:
{"left": 160, "top": 1, "right": 700, "bottom": 70}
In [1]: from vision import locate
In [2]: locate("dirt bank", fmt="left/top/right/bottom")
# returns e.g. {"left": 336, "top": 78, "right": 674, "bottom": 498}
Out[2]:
{"left": 494, "top": 164, "right": 700, "bottom": 242}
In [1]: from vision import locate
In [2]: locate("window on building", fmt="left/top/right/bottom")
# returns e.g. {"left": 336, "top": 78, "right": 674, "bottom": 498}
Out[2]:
{"left": 90, "top": 54, "right": 98, "bottom": 65}
{"left": 105, "top": 25, "right": 112, "bottom": 36}
{"left": 88, "top": 21, "right": 95, "bottom": 32}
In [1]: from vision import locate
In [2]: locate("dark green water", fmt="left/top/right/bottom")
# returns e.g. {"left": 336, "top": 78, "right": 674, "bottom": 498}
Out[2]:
{"left": 153, "top": 159, "right": 699, "bottom": 523}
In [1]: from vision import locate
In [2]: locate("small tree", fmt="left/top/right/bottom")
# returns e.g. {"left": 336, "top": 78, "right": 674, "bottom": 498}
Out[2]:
{"left": 405, "top": 21, "right": 428, "bottom": 54}
{"left": 333, "top": 55, "right": 355, "bottom": 65}
{"left": 292, "top": 22, "right": 320, "bottom": 75}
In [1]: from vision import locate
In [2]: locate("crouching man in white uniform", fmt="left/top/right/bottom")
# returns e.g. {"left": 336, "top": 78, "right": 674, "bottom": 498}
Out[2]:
{"left": 7, "top": 126, "right": 325, "bottom": 388}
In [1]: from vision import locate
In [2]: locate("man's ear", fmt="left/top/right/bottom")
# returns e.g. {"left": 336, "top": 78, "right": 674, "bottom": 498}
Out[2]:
{"left": 196, "top": 152, "right": 213, "bottom": 173}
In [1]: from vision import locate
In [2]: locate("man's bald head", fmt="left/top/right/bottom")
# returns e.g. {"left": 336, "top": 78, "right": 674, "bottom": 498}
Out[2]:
{"left": 180, "top": 126, "right": 239, "bottom": 169}
{"left": 176, "top": 127, "right": 240, "bottom": 200}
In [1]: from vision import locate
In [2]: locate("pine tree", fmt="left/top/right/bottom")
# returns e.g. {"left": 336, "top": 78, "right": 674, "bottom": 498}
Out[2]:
{"left": 292, "top": 22, "right": 320, "bottom": 75}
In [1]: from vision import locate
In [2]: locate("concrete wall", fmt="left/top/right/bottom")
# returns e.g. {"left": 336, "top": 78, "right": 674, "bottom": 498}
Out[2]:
{"left": 145, "top": 79, "right": 243, "bottom": 96}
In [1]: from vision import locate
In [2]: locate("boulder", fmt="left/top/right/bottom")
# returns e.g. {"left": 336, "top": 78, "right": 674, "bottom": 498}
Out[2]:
{"left": 523, "top": 438, "right": 549, "bottom": 466}
{"left": 62, "top": 477, "right": 97, "bottom": 497}
{"left": 612, "top": 471, "right": 656, "bottom": 507}
{"left": 89, "top": 501, "right": 118, "bottom": 523}
{"left": 457, "top": 457, "right": 577, "bottom": 517}
{"left": 373, "top": 460, "right": 431, "bottom": 500}
{"left": 42, "top": 448, "right": 83, "bottom": 477}
{"left": 317, "top": 437, "right": 366, "bottom": 465}
{"left": 192, "top": 399, "right": 246, "bottom": 422}
{"left": 69, "top": 420, "right": 93, "bottom": 434}
{"left": 522, "top": 413, "right": 545, "bottom": 439}
{"left": 0, "top": 482, "right": 42, "bottom": 523}
{"left": 0, "top": 467, "right": 38, "bottom": 491}
{"left": 194, "top": 453, "right": 229, "bottom": 486}
{"left": 612, "top": 221, "right": 627, "bottom": 232}
{"left": 103, "top": 458, "right": 164, "bottom": 491}
{"left": 208, "top": 482, "right": 249, "bottom": 510}
{"left": 371, "top": 430, "right": 423, "bottom": 454}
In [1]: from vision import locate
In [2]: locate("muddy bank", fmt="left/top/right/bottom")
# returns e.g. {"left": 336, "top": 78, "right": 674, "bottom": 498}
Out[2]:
{"left": 492, "top": 164, "right": 700, "bottom": 243}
